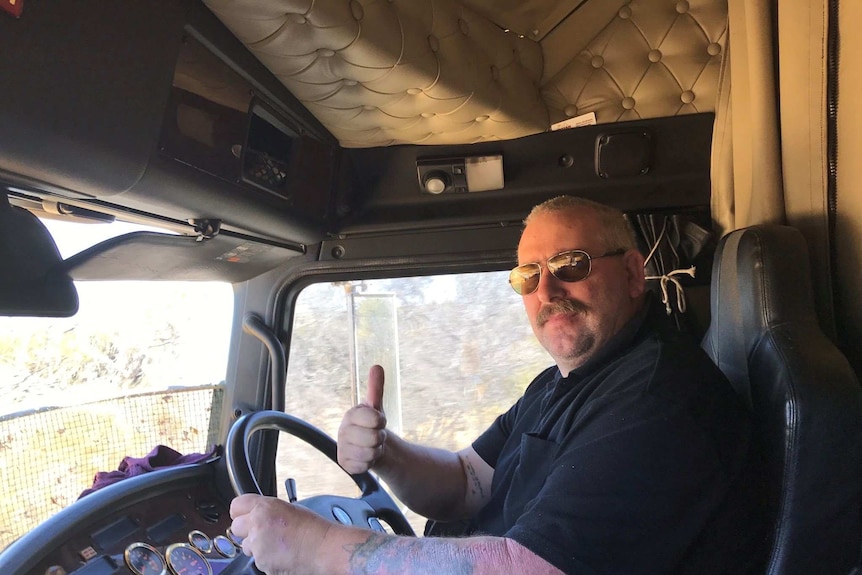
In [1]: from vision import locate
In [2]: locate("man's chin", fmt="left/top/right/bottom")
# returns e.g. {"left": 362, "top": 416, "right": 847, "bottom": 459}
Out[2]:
{"left": 550, "top": 337, "right": 597, "bottom": 372}
{"left": 538, "top": 318, "right": 595, "bottom": 364}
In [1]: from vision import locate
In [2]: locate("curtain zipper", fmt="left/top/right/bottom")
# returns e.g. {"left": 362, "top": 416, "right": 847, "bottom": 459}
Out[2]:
{"left": 826, "top": 0, "right": 841, "bottom": 338}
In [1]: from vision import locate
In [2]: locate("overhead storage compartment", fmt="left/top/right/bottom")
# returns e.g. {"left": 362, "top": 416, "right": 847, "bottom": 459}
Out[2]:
{"left": 0, "top": 0, "right": 339, "bottom": 246}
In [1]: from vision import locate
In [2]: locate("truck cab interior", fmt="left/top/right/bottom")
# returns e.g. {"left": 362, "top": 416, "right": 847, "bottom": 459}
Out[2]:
{"left": 1, "top": 1, "right": 860, "bottom": 574}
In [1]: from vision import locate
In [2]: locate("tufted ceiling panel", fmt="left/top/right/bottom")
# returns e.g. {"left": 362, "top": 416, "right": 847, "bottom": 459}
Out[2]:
{"left": 458, "top": 0, "right": 587, "bottom": 41}
{"left": 542, "top": 0, "right": 728, "bottom": 126}
{"left": 203, "top": 0, "right": 548, "bottom": 147}
{"left": 203, "top": 0, "right": 728, "bottom": 147}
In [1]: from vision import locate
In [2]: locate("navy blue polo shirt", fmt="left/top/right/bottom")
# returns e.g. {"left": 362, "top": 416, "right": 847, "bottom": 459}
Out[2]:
{"left": 472, "top": 298, "right": 765, "bottom": 574}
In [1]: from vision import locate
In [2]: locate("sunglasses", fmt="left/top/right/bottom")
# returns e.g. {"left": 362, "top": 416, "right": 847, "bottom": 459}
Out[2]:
{"left": 508, "top": 248, "right": 627, "bottom": 295}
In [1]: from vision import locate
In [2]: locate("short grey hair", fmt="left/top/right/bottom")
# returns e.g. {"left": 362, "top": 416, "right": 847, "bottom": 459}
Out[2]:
{"left": 524, "top": 196, "right": 638, "bottom": 252}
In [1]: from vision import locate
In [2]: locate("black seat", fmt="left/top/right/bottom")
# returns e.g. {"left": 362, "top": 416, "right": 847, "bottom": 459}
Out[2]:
{"left": 702, "top": 225, "right": 862, "bottom": 574}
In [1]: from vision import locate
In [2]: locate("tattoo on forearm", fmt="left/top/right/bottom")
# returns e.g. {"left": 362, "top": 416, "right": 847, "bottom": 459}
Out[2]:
{"left": 461, "top": 455, "right": 486, "bottom": 500}
{"left": 346, "top": 533, "right": 473, "bottom": 575}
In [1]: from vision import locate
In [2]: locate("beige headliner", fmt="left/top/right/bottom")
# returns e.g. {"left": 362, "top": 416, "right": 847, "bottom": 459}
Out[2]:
{"left": 192, "top": 1, "right": 862, "bottom": 374}
{"left": 204, "top": 0, "right": 728, "bottom": 147}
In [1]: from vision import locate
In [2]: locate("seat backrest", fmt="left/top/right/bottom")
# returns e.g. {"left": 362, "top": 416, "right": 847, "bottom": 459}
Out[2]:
{"left": 701, "top": 225, "right": 862, "bottom": 574}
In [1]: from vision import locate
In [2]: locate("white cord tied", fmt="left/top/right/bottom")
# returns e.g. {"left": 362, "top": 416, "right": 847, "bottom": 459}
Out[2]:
{"left": 645, "top": 266, "right": 696, "bottom": 315}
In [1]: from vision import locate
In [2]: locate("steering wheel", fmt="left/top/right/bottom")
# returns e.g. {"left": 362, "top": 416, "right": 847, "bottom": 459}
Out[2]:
{"left": 225, "top": 410, "right": 415, "bottom": 537}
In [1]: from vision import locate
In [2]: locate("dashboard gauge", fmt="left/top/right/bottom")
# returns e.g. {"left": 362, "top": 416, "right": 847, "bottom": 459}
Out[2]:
{"left": 225, "top": 527, "right": 243, "bottom": 547}
{"left": 124, "top": 542, "right": 167, "bottom": 575}
{"left": 213, "top": 535, "right": 237, "bottom": 558}
{"left": 165, "top": 543, "right": 212, "bottom": 575}
{"left": 188, "top": 530, "right": 213, "bottom": 554}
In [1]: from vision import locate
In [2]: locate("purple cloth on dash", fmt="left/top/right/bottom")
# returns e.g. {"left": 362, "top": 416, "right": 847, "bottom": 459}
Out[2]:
{"left": 78, "top": 444, "right": 219, "bottom": 499}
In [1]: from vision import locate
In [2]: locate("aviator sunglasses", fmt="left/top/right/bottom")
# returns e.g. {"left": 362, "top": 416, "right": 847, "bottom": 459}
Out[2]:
{"left": 508, "top": 248, "right": 627, "bottom": 295}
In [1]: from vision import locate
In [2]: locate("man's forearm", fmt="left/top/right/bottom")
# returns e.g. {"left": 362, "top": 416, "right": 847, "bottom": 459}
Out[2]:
{"left": 322, "top": 527, "right": 564, "bottom": 575}
{"left": 346, "top": 532, "right": 501, "bottom": 575}
{"left": 228, "top": 494, "right": 563, "bottom": 575}
{"left": 372, "top": 432, "right": 470, "bottom": 521}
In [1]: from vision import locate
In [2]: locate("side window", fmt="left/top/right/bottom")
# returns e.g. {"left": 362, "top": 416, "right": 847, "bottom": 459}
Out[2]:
{"left": 0, "top": 219, "right": 233, "bottom": 549}
{"left": 281, "top": 272, "right": 551, "bottom": 532}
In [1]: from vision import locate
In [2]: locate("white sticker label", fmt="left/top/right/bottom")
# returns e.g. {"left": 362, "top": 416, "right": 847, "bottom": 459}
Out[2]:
{"left": 551, "top": 112, "right": 597, "bottom": 131}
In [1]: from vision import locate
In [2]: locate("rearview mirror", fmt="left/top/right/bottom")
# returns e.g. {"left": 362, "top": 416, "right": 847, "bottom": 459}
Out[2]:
{"left": 0, "top": 195, "right": 78, "bottom": 317}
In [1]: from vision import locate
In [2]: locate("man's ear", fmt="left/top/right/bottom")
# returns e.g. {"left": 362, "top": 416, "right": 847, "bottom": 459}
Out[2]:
{"left": 623, "top": 249, "right": 647, "bottom": 299}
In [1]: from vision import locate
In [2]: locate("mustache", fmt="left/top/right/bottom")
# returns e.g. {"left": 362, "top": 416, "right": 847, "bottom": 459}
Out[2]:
{"left": 536, "top": 299, "right": 588, "bottom": 326}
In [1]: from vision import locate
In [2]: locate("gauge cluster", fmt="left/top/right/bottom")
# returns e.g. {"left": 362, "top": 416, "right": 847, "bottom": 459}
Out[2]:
{"left": 23, "top": 471, "right": 243, "bottom": 575}
{"left": 123, "top": 528, "right": 242, "bottom": 575}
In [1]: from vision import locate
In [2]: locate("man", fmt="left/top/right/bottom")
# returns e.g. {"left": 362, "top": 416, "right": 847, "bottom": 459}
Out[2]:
{"left": 230, "top": 196, "right": 765, "bottom": 574}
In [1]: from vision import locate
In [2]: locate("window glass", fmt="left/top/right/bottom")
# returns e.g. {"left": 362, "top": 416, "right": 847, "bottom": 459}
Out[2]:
{"left": 0, "top": 219, "right": 233, "bottom": 550}
{"left": 283, "top": 273, "right": 552, "bottom": 533}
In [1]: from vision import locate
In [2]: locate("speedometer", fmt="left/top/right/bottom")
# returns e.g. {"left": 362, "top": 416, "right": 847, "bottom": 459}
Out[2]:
{"left": 124, "top": 542, "right": 167, "bottom": 575}
{"left": 165, "top": 543, "right": 212, "bottom": 575}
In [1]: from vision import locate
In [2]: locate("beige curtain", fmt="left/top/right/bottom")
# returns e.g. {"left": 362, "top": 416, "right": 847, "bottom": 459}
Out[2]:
{"left": 711, "top": 0, "right": 784, "bottom": 235}
{"left": 712, "top": 0, "right": 835, "bottom": 337}
{"left": 835, "top": 2, "right": 862, "bottom": 368}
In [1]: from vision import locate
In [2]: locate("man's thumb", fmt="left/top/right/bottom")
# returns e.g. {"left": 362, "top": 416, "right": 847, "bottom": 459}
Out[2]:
{"left": 365, "top": 365, "right": 385, "bottom": 411}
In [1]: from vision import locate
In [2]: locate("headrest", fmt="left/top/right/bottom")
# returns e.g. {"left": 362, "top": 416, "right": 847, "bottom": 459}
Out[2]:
{"left": 701, "top": 225, "right": 820, "bottom": 405}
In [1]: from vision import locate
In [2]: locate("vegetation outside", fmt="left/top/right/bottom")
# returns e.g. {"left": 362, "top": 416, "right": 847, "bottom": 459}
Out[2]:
{"left": 0, "top": 269, "right": 552, "bottom": 546}
{"left": 282, "top": 272, "right": 552, "bottom": 533}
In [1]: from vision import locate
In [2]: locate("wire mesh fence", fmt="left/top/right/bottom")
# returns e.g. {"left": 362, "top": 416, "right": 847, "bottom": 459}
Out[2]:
{"left": 0, "top": 385, "right": 223, "bottom": 550}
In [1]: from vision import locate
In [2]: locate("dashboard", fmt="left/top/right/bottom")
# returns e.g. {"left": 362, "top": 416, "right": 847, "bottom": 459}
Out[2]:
{"left": 0, "top": 462, "right": 248, "bottom": 575}
{"left": 1, "top": 416, "right": 414, "bottom": 575}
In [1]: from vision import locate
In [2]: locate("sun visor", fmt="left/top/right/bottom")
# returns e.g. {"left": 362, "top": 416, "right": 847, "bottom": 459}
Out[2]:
{"left": 0, "top": 197, "right": 78, "bottom": 317}
{"left": 63, "top": 232, "right": 302, "bottom": 283}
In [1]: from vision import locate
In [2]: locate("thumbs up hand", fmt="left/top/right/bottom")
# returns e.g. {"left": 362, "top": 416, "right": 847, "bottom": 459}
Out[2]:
{"left": 337, "top": 365, "right": 388, "bottom": 474}
{"left": 363, "top": 364, "right": 385, "bottom": 411}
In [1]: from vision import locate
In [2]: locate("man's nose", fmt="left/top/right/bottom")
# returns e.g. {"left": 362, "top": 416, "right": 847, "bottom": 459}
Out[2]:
{"left": 533, "top": 267, "right": 568, "bottom": 303}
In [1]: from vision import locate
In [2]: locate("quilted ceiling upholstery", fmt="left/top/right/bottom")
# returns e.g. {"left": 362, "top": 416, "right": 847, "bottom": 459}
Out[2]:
{"left": 204, "top": 0, "right": 728, "bottom": 147}
{"left": 542, "top": 0, "right": 728, "bottom": 125}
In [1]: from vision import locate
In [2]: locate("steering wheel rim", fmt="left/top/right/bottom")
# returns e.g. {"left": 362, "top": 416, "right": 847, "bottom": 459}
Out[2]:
{"left": 225, "top": 410, "right": 415, "bottom": 536}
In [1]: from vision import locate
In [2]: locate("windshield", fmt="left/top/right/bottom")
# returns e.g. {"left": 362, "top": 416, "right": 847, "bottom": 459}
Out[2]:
{"left": 0, "top": 219, "right": 233, "bottom": 550}
{"left": 279, "top": 273, "right": 554, "bottom": 533}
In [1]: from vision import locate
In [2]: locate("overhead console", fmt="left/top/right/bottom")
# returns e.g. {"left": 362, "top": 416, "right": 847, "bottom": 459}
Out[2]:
{"left": 338, "top": 113, "right": 715, "bottom": 235}
{"left": 0, "top": 0, "right": 338, "bottom": 246}
{"left": 159, "top": 29, "right": 337, "bottom": 218}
